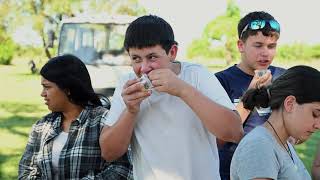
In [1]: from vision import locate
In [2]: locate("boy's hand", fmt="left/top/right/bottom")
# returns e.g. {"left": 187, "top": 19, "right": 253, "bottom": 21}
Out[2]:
{"left": 148, "top": 69, "right": 187, "bottom": 97}
{"left": 121, "top": 79, "right": 151, "bottom": 114}
{"left": 248, "top": 70, "right": 272, "bottom": 90}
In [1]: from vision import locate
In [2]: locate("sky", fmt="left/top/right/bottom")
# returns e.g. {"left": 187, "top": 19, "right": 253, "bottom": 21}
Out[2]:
{"left": 12, "top": 0, "right": 320, "bottom": 58}
{"left": 139, "top": 0, "right": 320, "bottom": 58}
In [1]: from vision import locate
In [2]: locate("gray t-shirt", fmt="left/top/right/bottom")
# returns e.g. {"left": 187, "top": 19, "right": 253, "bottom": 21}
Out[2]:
{"left": 230, "top": 126, "right": 311, "bottom": 180}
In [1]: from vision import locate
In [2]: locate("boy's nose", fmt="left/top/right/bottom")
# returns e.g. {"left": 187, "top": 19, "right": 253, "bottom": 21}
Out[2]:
{"left": 141, "top": 62, "right": 151, "bottom": 74}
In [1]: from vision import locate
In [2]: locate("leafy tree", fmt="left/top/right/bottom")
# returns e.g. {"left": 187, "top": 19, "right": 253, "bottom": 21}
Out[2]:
{"left": 0, "top": 32, "right": 16, "bottom": 65}
{"left": 0, "top": 0, "right": 16, "bottom": 65}
{"left": 16, "top": 0, "right": 82, "bottom": 59}
{"left": 187, "top": 0, "right": 240, "bottom": 65}
{"left": 88, "top": 0, "right": 146, "bottom": 16}
{"left": 0, "top": 0, "right": 145, "bottom": 62}
{"left": 10, "top": 0, "right": 145, "bottom": 60}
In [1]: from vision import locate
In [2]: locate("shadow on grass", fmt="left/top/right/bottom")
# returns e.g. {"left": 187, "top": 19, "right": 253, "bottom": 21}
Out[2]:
{"left": 0, "top": 102, "right": 45, "bottom": 137}
{"left": 0, "top": 151, "right": 22, "bottom": 179}
{"left": 17, "top": 72, "right": 40, "bottom": 77}
{"left": 0, "top": 103, "right": 43, "bottom": 179}
{"left": 0, "top": 102, "right": 44, "bottom": 115}
{"left": 0, "top": 115, "right": 40, "bottom": 138}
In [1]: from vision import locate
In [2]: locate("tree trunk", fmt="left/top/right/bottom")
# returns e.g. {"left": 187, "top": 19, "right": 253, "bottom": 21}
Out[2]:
{"left": 225, "top": 41, "right": 234, "bottom": 65}
{"left": 225, "top": 48, "right": 232, "bottom": 65}
{"left": 40, "top": 29, "right": 51, "bottom": 59}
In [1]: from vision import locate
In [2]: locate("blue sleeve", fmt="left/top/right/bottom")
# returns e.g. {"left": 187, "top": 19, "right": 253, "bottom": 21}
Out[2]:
{"left": 271, "top": 66, "right": 286, "bottom": 80}
{"left": 215, "top": 71, "right": 231, "bottom": 99}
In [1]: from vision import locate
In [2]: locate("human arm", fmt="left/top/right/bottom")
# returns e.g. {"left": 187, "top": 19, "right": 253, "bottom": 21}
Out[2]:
{"left": 237, "top": 70, "right": 272, "bottom": 123}
{"left": 312, "top": 143, "right": 320, "bottom": 180}
{"left": 177, "top": 81, "right": 243, "bottom": 142}
{"left": 100, "top": 110, "right": 136, "bottom": 162}
{"left": 100, "top": 78, "right": 150, "bottom": 161}
{"left": 149, "top": 67, "right": 243, "bottom": 143}
{"left": 18, "top": 124, "right": 42, "bottom": 179}
{"left": 81, "top": 153, "right": 132, "bottom": 180}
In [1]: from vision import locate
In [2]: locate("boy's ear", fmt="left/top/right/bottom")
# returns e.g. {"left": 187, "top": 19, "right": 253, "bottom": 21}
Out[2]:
{"left": 237, "top": 39, "right": 245, "bottom": 53}
{"left": 169, "top": 44, "right": 178, "bottom": 61}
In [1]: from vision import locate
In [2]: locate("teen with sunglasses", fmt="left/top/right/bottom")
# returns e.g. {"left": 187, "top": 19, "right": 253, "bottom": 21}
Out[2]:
{"left": 215, "top": 11, "right": 285, "bottom": 180}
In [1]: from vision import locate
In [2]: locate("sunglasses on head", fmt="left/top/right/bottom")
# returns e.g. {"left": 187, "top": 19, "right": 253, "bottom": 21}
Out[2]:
{"left": 239, "top": 19, "right": 280, "bottom": 39}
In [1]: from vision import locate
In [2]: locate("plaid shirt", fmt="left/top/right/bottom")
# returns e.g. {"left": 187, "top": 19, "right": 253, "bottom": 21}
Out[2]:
{"left": 19, "top": 106, "right": 132, "bottom": 180}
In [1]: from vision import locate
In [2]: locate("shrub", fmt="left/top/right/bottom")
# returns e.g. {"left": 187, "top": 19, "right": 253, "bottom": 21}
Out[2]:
{"left": 0, "top": 37, "right": 15, "bottom": 65}
{"left": 276, "top": 43, "right": 320, "bottom": 61}
{"left": 187, "top": 39, "right": 226, "bottom": 59}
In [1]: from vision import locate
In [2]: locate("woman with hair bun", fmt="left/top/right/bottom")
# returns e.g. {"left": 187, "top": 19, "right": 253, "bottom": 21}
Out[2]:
{"left": 231, "top": 65, "right": 320, "bottom": 180}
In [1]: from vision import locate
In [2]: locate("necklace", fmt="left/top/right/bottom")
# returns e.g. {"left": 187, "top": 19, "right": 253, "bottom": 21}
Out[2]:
{"left": 266, "top": 121, "right": 294, "bottom": 163}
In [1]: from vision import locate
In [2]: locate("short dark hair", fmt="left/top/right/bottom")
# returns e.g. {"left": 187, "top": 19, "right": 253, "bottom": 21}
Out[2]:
{"left": 242, "top": 65, "right": 320, "bottom": 111}
{"left": 40, "top": 54, "right": 102, "bottom": 107}
{"left": 124, "top": 15, "right": 178, "bottom": 54}
{"left": 238, "top": 11, "right": 280, "bottom": 41}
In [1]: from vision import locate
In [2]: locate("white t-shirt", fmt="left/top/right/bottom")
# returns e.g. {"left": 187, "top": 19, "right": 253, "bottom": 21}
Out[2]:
{"left": 52, "top": 131, "right": 68, "bottom": 180}
{"left": 103, "top": 62, "right": 235, "bottom": 180}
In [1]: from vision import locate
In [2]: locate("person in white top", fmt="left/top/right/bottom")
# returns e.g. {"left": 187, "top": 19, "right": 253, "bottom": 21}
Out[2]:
{"left": 100, "top": 15, "right": 244, "bottom": 180}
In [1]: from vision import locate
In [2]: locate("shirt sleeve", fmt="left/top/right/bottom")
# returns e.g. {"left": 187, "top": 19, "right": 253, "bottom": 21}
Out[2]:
{"left": 101, "top": 74, "right": 131, "bottom": 127}
{"left": 81, "top": 153, "right": 133, "bottom": 180}
{"left": 18, "top": 122, "right": 42, "bottom": 179}
{"left": 196, "top": 66, "right": 235, "bottom": 110}
{"left": 231, "top": 138, "right": 280, "bottom": 180}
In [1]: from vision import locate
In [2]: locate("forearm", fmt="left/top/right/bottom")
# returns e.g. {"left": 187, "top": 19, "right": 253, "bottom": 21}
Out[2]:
{"left": 81, "top": 158, "right": 132, "bottom": 180}
{"left": 179, "top": 84, "right": 244, "bottom": 143}
{"left": 19, "top": 152, "right": 39, "bottom": 179}
{"left": 236, "top": 101, "right": 251, "bottom": 124}
{"left": 18, "top": 165, "right": 41, "bottom": 180}
{"left": 100, "top": 109, "right": 136, "bottom": 162}
{"left": 18, "top": 127, "right": 41, "bottom": 180}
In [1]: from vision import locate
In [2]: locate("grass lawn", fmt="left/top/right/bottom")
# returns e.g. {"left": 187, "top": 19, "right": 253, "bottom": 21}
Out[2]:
{"left": 0, "top": 57, "right": 320, "bottom": 179}
{"left": 0, "top": 58, "right": 48, "bottom": 179}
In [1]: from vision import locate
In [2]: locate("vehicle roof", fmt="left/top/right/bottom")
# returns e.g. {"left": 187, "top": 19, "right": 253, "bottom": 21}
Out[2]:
{"left": 61, "top": 14, "right": 136, "bottom": 25}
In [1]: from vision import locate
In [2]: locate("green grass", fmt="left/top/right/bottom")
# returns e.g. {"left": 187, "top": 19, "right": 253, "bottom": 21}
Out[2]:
{"left": 296, "top": 133, "right": 320, "bottom": 172}
{"left": 0, "top": 58, "right": 48, "bottom": 179}
{"left": 0, "top": 57, "right": 320, "bottom": 179}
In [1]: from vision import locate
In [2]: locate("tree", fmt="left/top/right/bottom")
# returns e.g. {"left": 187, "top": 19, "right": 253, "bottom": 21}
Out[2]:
{"left": 187, "top": 0, "right": 240, "bottom": 65}
{"left": 0, "top": 0, "right": 16, "bottom": 65}
{"left": 88, "top": 0, "right": 146, "bottom": 16}
{"left": 16, "top": 0, "right": 82, "bottom": 59}
{"left": 11, "top": 0, "right": 145, "bottom": 60}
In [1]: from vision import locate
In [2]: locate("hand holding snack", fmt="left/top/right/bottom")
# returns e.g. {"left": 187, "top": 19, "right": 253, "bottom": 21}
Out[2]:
{"left": 139, "top": 74, "right": 154, "bottom": 90}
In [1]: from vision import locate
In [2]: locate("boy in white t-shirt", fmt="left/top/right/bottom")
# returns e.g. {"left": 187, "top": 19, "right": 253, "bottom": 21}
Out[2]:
{"left": 99, "top": 15, "right": 244, "bottom": 180}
